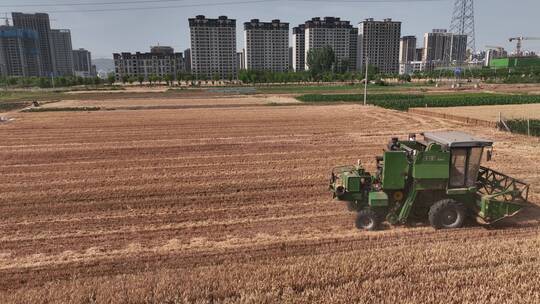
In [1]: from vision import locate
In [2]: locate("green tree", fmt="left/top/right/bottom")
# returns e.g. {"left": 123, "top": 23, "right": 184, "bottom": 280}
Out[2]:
{"left": 307, "top": 46, "right": 336, "bottom": 76}
{"left": 148, "top": 74, "right": 157, "bottom": 85}
{"left": 176, "top": 72, "right": 185, "bottom": 85}
{"left": 164, "top": 74, "right": 173, "bottom": 86}
{"left": 137, "top": 75, "right": 144, "bottom": 85}
{"left": 212, "top": 73, "right": 221, "bottom": 84}
{"left": 107, "top": 73, "right": 116, "bottom": 85}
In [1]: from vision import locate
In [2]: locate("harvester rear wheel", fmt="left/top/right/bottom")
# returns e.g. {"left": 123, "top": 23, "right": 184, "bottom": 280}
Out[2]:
{"left": 355, "top": 209, "right": 380, "bottom": 231}
{"left": 428, "top": 199, "right": 466, "bottom": 229}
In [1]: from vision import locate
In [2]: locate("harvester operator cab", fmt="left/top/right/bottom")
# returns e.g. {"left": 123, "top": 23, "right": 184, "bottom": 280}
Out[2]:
{"left": 422, "top": 131, "right": 493, "bottom": 189}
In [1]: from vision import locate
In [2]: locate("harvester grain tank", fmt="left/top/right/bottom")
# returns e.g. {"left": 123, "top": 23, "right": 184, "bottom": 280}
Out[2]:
{"left": 329, "top": 131, "right": 529, "bottom": 230}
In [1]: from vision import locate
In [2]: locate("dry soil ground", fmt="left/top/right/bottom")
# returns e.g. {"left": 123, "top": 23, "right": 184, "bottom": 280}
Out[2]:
{"left": 1, "top": 100, "right": 540, "bottom": 303}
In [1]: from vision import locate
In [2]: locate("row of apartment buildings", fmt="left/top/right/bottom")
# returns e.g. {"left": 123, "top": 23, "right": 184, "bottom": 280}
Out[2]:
{"left": 188, "top": 16, "right": 401, "bottom": 78}
{"left": 0, "top": 12, "right": 96, "bottom": 78}
{"left": 114, "top": 15, "right": 469, "bottom": 80}
{"left": 115, "top": 16, "right": 401, "bottom": 80}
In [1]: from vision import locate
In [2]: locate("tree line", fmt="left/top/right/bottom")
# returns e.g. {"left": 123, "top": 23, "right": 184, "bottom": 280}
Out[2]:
{"left": 0, "top": 75, "right": 105, "bottom": 88}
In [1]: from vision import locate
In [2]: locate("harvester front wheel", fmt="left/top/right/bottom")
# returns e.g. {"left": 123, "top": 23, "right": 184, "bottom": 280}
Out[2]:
{"left": 355, "top": 209, "right": 380, "bottom": 231}
{"left": 428, "top": 199, "right": 466, "bottom": 229}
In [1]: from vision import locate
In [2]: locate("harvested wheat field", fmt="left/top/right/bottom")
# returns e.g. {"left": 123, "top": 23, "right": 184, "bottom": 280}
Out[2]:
{"left": 420, "top": 103, "right": 540, "bottom": 122}
{"left": 41, "top": 95, "right": 299, "bottom": 110}
{"left": 1, "top": 103, "right": 540, "bottom": 303}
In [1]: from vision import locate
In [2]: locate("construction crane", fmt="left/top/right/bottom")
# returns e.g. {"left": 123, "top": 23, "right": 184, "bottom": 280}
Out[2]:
{"left": 509, "top": 37, "right": 540, "bottom": 56}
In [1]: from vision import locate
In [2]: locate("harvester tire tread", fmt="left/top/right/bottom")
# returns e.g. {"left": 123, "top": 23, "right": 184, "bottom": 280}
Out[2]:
{"left": 355, "top": 209, "right": 380, "bottom": 231}
{"left": 347, "top": 201, "right": 358, "bottom": 211}
{"left": 429, "top": 199, "right": 466, "bottom": 230}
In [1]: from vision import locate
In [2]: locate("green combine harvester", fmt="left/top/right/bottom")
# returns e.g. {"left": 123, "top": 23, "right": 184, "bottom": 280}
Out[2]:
{"left": 329, "top": 131, "right": 530, "bottom": 230}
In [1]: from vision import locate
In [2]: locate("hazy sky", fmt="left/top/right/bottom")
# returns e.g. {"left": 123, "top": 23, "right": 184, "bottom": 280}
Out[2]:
{"left": 2, "top": 0, "right": 540, "bottom": 58}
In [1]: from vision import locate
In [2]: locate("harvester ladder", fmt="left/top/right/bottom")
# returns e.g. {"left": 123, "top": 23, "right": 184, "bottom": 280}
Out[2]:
{"left": 398, "top": 186, "right": 418, "bottom": 224}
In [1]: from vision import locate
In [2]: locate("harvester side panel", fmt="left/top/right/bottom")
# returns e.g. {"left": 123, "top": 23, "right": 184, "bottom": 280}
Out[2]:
{"left": 412, "top": 151, "right": 450, "bottom": 180}
{"left": 382, "top": 152, "right": 409, "bottom": 190}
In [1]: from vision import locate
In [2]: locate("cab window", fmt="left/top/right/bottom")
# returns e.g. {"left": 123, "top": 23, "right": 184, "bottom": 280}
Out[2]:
{"left": 450, "top": 148, "right": 467, "bottom": 187}
{"left": 450, "top": 147, "right": 484, "bottom": 188}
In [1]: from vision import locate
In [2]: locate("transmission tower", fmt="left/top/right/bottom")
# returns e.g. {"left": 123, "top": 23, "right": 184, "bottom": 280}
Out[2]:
{"left": 450, "top": 0, "right": 476, "bottom": 53}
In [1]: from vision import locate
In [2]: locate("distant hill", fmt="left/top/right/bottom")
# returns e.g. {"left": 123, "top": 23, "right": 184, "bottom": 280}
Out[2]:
{"left": 92, "top": 58, "right": 114, "bottom": 73}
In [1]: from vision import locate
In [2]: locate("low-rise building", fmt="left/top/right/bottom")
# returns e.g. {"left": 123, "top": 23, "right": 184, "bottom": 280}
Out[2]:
{"left": 399, "top": 61, "right": 433, "bottom": 75}
{"left": 113, "top": 46, "right": 184, "bottom": 81}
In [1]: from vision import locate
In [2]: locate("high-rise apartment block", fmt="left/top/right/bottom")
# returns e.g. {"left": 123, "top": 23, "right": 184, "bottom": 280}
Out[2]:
{"left": 399, "top": 35, "right": 417, "bottom": 63}
{"left": 183, "top": 48, "right": 191, "bottom": 72}
{"left": 237, "top": 50, "right": 245, "bottom": 71}
{"left": 0, "top": 26, "right": 41, "bottom": 77}
{"left": 243, "top": 19, "right": 289, "bottom": 72}
{"left": 113, "top": 46, "right": 184, "bottom": 81}
{"left": 189, "top": 15, "right": 237, "bottom": 79}
{"left": 304, "top": 17, "right": 357, "bottom": 71}
{"left": 72, "top": 48, "right": 95, "bottom": 78}
{"left": 12, "top": 12, "right": 55, "bottom": 76}
{"left": 359, "top": 18, "right": 401, "bottom": 74}
{"left": 415, "top": 48, "right": 424, "bottom": 61}
{"left": 292, "top": 25, "right": 305, "bottom": 72}
{"left": 51, "top": 29, "right": 74, "bottom": 76}
{"left": 423, "top": 29, "right": 467, "bottom": 64}
{"left": 349, "top": 27, "right": 359, "bottom": 71}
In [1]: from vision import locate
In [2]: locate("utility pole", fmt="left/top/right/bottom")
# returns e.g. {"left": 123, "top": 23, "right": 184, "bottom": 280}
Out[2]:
{"left": 363, "top": 57, "right": 369, "bottom": 106}
{"left": 0, "top": 64, "right": 7, "bottom": 91}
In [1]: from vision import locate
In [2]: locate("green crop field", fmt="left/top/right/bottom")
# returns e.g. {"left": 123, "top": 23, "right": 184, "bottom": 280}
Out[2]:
{"left": 255, "top": 83, "right": 428, "bottom": 94}
{"left": 296, "top": 93, "right": 540, "bottom": 111}
{"left": 505, "top": 119, "right": 540, "bottom": 137}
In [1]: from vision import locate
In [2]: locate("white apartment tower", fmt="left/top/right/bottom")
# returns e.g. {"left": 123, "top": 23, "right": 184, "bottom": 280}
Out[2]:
{"left": 189, "top": 15, "right": 237, "bottom": 79}
{"left": 292, "top": 25, "right": 305, "bottom": 72}
{"left": 244, "top": 19, "right": 289, "bottom": 72}
{"left": 304, "top": 17, "right": 356, "bottom": 71}
{"left": 359, "top": 18, "right": 401, "bottom": 74}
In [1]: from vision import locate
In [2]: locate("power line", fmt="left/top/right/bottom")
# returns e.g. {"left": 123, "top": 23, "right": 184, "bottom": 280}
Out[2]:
{"left": 2, "top": 0, "right": 191, "bottom": 8}
{"left": 2, "top": 0, "right": 447, "bottom": 10}
{"left": 4, "top": 0, "right": 278, "bottom": 13}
